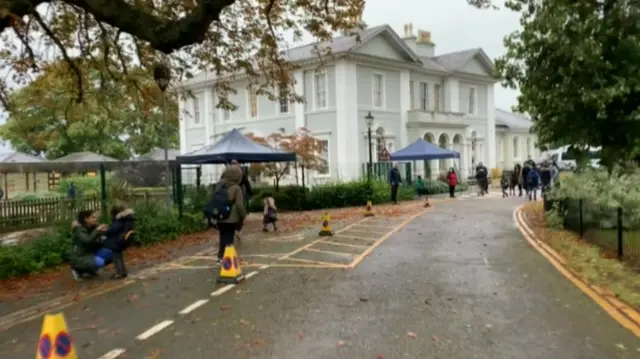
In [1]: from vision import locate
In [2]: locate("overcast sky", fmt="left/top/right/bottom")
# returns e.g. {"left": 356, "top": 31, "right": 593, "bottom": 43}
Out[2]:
{"left": 0, "top": 0, "right": 521, "bottom": 153}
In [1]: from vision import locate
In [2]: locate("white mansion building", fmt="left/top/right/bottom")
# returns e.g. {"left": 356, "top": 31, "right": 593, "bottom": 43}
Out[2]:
{"left": 178, "top": 23, "right": 539, "bottom": 181}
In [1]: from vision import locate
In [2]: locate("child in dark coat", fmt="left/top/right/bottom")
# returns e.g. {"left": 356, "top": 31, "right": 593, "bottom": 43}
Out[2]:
{"left": 103, "top": 202, "right": 135, "bottom": 279}
{"left": 500, "top": 171, "right": 510, "bottom": 198}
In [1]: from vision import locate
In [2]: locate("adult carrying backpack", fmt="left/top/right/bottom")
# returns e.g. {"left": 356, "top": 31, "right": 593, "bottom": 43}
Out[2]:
{"left": 527, "top": 170, "right": 538, "bottom": 186}
{"left": 210, "top": 184, "right": 233, "bottom": 220}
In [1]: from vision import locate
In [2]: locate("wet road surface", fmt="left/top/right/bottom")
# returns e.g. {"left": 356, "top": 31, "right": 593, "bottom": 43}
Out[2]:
{"left": 2, "top": 194, "right": 639, "bottom": 358}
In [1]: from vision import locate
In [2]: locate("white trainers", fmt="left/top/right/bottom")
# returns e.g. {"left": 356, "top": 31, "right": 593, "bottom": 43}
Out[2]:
{"left": 71, "top": 269, "right": 83, "bottom": 281}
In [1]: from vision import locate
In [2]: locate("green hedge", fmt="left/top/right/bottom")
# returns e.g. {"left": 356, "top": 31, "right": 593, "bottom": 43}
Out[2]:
{"left": 0, "top": 199, "right": 206, "bottom": 279}
{"left": 248, "top": 180, "right": 468, "bottom": 212}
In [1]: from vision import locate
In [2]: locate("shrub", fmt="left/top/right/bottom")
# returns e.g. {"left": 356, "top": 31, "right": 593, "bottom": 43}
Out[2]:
{"left": 0, "top": 200, "right": 206, "bottom": 279}
{"left": 248, "top": 180, "right": 468, "bottom": 212}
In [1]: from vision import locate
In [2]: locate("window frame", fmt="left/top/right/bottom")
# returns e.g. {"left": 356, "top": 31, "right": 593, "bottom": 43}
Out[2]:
{"left": 315, "top": 137, "right": 330, "bottom": 176}
{"left": 468, "top": 86, "right": 477, "bottom": 115}
{"left": 247, "top": 86, "right": 258, "bottom": 118}
{"left": 372, "top": 72, "right": 385, "bottom": 109}
{"left": 434, "top": 83, "right": 441, "bottom": 112}
{"left": 419, "top": 82, "right": 428, "bottom": 111}
{"left": 278, "top": 87, "right": 289, "bottom": 115}
{"left": 313, "top": 71, "right": 328, "bottom": 110}
{"left": 409, "top": 80, "right": 414, "bottom": 109}
{"left": 192, "top": 97, "right": 201, "bottom": 125}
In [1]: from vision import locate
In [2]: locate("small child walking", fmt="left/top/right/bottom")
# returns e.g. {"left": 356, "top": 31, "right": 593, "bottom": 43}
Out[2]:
{"left": 500, "top": 172, "right": 510, "bottom": 198}
{"left": 262, "top": 193, "right": 278, "bottom": 232}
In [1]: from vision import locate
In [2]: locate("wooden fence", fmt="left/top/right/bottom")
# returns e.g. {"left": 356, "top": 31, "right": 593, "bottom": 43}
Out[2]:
{"left": 0, "top": 196, "right": 101, "bottom": 234}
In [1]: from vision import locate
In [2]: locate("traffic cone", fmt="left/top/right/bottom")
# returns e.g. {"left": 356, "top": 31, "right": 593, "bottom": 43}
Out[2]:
{"left": 36, "top": 313, "right": 77, "bottom": 359}
{"left": 318, "top": 212, "right": 334, "bottom": 236}
{"left": 363, "top": 200, "right": 374, "bottom": 217}
{"left": 217, "top": 245, "right": 244, "bottom": 284}
{"left": 424, "top": 198, "right": 431, "bottom": 208}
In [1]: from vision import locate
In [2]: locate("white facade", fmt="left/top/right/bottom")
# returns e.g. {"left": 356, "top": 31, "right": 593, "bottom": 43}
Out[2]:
{"left": 178, "top": 23, "right": 539, "bottom": 183}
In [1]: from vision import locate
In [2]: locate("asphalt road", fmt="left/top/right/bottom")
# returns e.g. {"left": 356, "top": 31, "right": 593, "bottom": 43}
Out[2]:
{"left": 2, "top": 194, "right": 639, "bottom": 359}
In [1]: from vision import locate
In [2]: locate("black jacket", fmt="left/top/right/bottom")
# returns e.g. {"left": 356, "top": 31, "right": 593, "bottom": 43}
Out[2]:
{"left": 389, "top": 168, "right": 402, "bottom": 185}
{"left": 103, "top": 209, "right": 135, "bottom": 252}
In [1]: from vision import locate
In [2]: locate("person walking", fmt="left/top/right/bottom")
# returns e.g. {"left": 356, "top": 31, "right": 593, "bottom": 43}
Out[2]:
{"left": 475, "top": 162, "right": 488, "bottom": 196}
{"left": 513, "top": 163, "right": 523, "bottom": 197}
{"left": 526, "top": 165, "right": 540, "bottom": 201}
{"left": 446, "top": 168, "right": 457, "bottom": 198}
{"left": 211, "top": 162, "right": 247, "bottom": 264}
{"left": 521, "top": 163, "right": 531, "bottom": 198}
{"left": 388, "top": 163, "right": 402, "bottom": 204}
{"left": 539, "top": 160, "right": 552, "bottom": 198}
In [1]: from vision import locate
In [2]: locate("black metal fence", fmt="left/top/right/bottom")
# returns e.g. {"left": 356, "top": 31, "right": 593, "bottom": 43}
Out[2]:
{"left": 561, "top": 198, "right": 640, "bottom": 266}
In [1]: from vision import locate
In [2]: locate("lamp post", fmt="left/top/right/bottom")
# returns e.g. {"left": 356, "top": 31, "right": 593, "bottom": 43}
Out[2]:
{"left": 153, "top": 64, "right": 171, "bottom": 200}
{"left": 365, "top": 111, "right": 375, "bottom": 182}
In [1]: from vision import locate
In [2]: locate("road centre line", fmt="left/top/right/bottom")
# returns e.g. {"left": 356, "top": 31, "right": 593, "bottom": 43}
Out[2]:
{"left": 318, "top": 240, "right": 369, "bottom": 248}
{"left": 303, "top": 248, "right": 356, "bottom": 257}
{"left": 136, "top": 320, "right": 174, "bottom": 340}
{"left": 96, "top": 348, "right": 126, "bottom": 359}
{"left": 245, "top": 270, "right": 259, "bottom": 279}
{"left": 211, "top": 284, "right": 236, "bottom": 296}
{"left": 179, "top": 299, "right": 210, "bottom": 315}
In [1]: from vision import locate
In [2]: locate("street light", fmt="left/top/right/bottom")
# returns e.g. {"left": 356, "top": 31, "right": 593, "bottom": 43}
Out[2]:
{"left": 153, "top": 63, "right": 171, "bottom": 201}
{"left": 365, "top": 111, "right": 375, "bottom": 182}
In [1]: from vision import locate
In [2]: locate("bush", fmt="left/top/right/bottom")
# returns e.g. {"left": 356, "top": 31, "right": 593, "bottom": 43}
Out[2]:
{"left": 248, "top": 180, "right": 468, "bottom": 212}
{"left": 0, "top": 200, "right": 206, "bottom": 279}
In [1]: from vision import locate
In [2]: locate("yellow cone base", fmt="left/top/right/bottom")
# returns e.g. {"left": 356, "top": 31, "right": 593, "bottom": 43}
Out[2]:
{"left": 319, "top": 228, "right": 334, "bottom": 236}
{"left": 217, "top": 245, "right": 243, "bottom": 284}
{"left": 217, "top": 274, "right": 245, "bottom": 284}
{"left": 363, "top": 210, "right": 374, "bottom": 217}
{"left": 424, "top": 201, "right": 431, "bottom": 208}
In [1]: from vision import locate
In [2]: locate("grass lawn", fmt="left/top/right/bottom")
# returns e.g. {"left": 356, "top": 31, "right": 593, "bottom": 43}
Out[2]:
{"left": 523, "top": 201, "right": 640, "bottom": 309}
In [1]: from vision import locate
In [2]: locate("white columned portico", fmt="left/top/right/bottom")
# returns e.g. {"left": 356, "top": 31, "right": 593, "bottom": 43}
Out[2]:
{"left": 399, "top": 70, "right": 411, "bottom": 148}
{"left": 293, "top": 70, "right": 305, "bottom": 130}
{"left": 203, "top": 88, "right": 214, "bottom": 145}
{"left": 486, "top": 83, "right": 496, "bottom": 169}
{"left": 335, "top": 60, "right": 359, "bottom": 180}
{"left": 445, "top": 78, "right": 459, "bottom": 112}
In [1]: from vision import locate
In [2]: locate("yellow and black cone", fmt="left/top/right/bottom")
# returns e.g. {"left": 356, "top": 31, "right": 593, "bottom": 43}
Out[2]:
{"left": 217, "top": 245, "right": 244, "bottom": 284}
{"left": 424, "top": 198, "right": 431, "bottom": 208}
{"left": 319, "top": 212, "right": 334, "bottom": 236}
{"left": 37, "top": 313, "right": 77, "bottom": 359}
{"left": 363, "top": 200, "right": 374, "bottom": 217}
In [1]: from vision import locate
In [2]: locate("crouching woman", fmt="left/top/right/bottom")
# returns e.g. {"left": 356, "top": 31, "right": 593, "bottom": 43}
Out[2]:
{"left": 69, "top": 210, "right": 111, "bottom": 280}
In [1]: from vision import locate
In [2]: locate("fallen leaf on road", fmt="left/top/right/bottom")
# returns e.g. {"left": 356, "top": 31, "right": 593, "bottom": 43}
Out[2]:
{"left": 174, "top": 331, "right": 183, "bottom": 336}
{"left": 239, "top": 319, "right": 250, "bottom": 327}
{"left": 71, "top": 294, "right": 80, "bottom": 302}
{"left": 407, "top": 332, "right": 417, "bottom": 339}
{"left": 297, "top": 331, "right": 304, "bottom": 340}
{"left": 615, "top": 343, "right": 626, "bottom": 350}
{"left": 432, "top": 335, "right": 440, "bottom": 341}
{"left": 147, "top": 349, "right": 161, "bottom": 359}
{"left": 220, "top": 305, "right": 232, "bottom": 311}
{"left": 250, "top": 338, "right": 265, "bottom": 347}
{"left": 337, "top": 340, "right": 345, "bottom": 347}
{"left": 359, "top": 297, "right": 369, "bottom": 302}
{"left": 86, "top": 324, "right": 97, "bottom": 330}
{"left": 376, "top": 355, "right": 385, "bottom": 359}
{"left": 126, "top": 294, "right": 139, "bottom": 302}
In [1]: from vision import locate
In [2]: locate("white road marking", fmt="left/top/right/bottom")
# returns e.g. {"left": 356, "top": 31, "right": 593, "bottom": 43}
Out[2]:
{"left": 96, "top": 349, "right": 126, "bottom": 359}
{"left": 136, "top": 320, "right": 174, "bottom": 340}
{"left": 178, "top": 299, "right": 209, "bottom": 315}
{"left": 259, "top": 264, "right": 270, "bottom": 270}
{"left": 483, "top": 257, "right": 490, "bottom": 266}
{"left": 245, "top": 271, "right": 259, "bottom": 279}
{"left": 211, "top": 284, "right": 235, "bottom": 296}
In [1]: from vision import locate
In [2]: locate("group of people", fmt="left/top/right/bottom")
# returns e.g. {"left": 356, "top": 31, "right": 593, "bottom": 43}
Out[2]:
{"left": 69, "top": 202, "right": 135, "bottom": 281}
{"left": 389, "top": 164, "right": 459, "bottom": 207}
{"left": 500, "top": 156, "right": 560, "bottom": 200}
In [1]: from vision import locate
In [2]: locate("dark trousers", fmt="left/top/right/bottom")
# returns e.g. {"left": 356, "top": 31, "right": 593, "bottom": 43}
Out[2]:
{"left": 448, "top": 185, "right": 455, "bottom": 198}
{"left": 391, "top": 184, "right": 399, "bottom": 203}
{"left": 518, "top": 184, "right": 523, "bottom": 196}
{"left": 217, "top": 222, "right": 236, "bottom": 259}
{"left": 112, "top": 251, "right": 127, "bottom": 276}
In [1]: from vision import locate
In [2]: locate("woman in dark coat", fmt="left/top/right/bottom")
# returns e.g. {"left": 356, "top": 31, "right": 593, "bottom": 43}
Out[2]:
{"left": 513, "top": 163, "right": 523, "bottom": 197}
{"left": 69, "top": 210, "right": 110, "bottom": 280}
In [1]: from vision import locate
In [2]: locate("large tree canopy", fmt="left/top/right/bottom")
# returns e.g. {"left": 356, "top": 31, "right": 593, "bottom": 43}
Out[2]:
{"left": 496, "top": 0, "right": 640, "bottom": 169}
{"left": 0, "top": 0, "right": 493, "bottom": 112}
{"left": 0, "top": 60, "right": 178, "bottom": 159}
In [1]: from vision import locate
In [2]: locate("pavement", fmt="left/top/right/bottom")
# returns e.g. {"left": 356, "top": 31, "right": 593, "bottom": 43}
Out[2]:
{"left": 2, "top": 193, "right": 640, "bottom": 358}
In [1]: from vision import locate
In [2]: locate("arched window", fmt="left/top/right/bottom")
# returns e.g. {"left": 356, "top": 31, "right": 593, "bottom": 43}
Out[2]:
{"left": 513, "top": 137, "right": 520, "bottom": 158}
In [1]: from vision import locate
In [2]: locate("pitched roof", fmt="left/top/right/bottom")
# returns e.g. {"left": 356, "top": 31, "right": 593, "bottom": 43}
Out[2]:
{"left": 53, "top": 151, "right": 118, "bottom": 162}
{"left": 182, "top": 24, "right": 494, "bottom": 87}
{"left": 495, "top": 109, "right": 533, "bottom": 131}
{"left": 0, "top": 152, "right": 46, "bottom": 163}
{"left": 136, "top": 147, "right": 181, "bottom": 161}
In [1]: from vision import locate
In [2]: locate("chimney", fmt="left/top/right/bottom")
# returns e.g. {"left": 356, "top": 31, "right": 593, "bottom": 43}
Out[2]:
{"left": 402, "top": 23, "right": 417, "bottom": 53}
{"left": 415, "top": 29, "right": 435, "bottom": 57}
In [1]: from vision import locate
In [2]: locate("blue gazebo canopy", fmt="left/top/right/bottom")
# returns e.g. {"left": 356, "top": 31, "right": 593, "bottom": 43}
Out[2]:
{"left": 176, "top": 129, "right": 296, "bottom": 164}
{"left": 390, "top": 138, "right": 460, "bottom": 161}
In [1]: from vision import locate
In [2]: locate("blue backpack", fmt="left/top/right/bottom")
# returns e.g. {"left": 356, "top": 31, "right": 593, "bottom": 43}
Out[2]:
{"left": 527, "top": 170, "right": 539, "bottom": 186}
{"left": 209, "top": 185, "right": 233, "bottom": 220}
